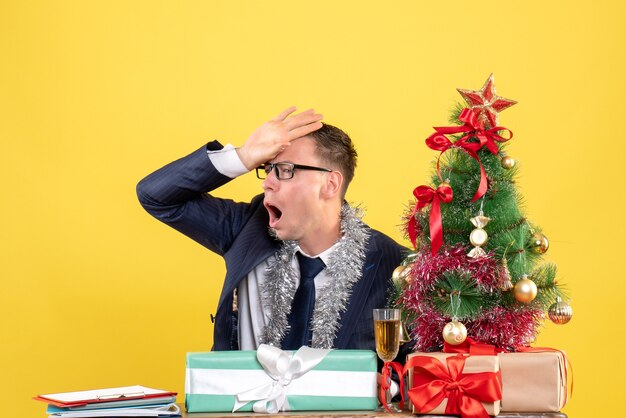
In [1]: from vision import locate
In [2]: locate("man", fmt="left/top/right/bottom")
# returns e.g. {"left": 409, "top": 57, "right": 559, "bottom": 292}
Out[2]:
{"left": 137, "top": 107, "right": 405, "bottom": 351}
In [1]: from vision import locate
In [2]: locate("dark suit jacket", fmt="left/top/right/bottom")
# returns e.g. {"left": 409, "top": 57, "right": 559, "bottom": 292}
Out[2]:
{"left": 137, "top": 141, "right": 406, "bottom": 351}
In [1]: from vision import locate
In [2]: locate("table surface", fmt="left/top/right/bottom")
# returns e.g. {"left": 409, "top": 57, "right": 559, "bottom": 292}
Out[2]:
{"left": 182, "top": 405, "right": 567, "bottom": 418}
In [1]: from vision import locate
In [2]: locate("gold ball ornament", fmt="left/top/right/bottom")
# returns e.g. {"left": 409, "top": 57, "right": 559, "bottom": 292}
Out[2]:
{"left": 392, "top": 265, "right": 412, "bottom": 285}
{"left": 529, "top": 232, "right": 549, "bottom": 254}
{"left": 501, "top": 155, "right": 516, "bottom": 169}
{"left": 513, "top": 276, "right": 538, "bottom": 303}
{"left": 442, "top": 320, "right": 468, "bottom": 345}
{"left": 548, "top": 297, "right": 573, "bottom": 324}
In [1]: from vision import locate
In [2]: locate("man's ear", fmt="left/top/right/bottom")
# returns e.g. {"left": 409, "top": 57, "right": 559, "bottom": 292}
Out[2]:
{"left": 321, "top": 170, "right": 343, "bottom": 199}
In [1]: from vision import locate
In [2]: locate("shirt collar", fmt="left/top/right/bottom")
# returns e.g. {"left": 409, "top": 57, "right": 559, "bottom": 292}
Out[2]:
{"left": 294, "top": 241, "right": 340, "bottom": 266}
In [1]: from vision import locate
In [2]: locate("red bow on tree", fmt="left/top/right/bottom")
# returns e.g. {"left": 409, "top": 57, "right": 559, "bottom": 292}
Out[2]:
{"left": 425, "top": 108, "right": 513, "bottom": 202}
{"left": 404, "top": 354, "right": 502, "bottom": 418}
{"left": 408, "top": 184, "right": 453, "bottom": 254}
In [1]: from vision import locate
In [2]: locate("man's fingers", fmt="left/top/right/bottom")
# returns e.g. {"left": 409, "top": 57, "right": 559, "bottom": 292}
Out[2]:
{"left": 289, "top": 121, "right": 323, "bottom": 140}
{"left": 284, "top": 109, "right": 322, "bottom": 130}
{"left": 272, "top": 106, "right": 298, "bottom": 122}
{"left": 267, "top": 107, "right": 323, "bottom": 143}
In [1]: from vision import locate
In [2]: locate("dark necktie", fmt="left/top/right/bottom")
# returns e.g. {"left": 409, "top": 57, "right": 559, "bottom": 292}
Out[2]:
{"left": 281, "top": 252, "right": 325, "bottom": 350}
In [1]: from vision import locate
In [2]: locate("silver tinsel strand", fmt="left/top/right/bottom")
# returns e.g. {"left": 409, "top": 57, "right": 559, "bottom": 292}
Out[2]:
{"left": 260, "top": 203, "right": 370, "bottom": 349}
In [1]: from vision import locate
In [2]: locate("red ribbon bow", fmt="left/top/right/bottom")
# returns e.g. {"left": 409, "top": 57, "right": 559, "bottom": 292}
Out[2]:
{"left": 380, "top": 361, "right": 405, "bottom": 413}
{"left": 408, "top": 184, "right": 453, "bottom": 254}
{"left": 425, "top": 108, "right": 513, "bottom": 202}
{"left": 404, "top": 354, "right": 502, "bottom": 418}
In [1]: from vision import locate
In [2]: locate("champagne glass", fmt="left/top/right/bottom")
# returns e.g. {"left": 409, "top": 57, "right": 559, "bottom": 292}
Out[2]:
{"left": 373, "top": 308, "right": 401, "bottom": 411}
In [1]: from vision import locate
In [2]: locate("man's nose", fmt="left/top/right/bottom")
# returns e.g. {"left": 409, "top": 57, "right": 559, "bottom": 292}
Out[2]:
{"left": 262, "top": 172, "right": 279, "bottom": 191}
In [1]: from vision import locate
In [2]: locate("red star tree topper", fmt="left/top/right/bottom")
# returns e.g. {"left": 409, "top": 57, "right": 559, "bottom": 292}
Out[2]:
{"left": 457, "top": 73, "right": 517, "bottom": 128}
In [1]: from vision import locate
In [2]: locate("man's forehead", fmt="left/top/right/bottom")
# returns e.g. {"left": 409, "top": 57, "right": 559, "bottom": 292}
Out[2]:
{"left": 272, "top": 136, "right": 318, "bottom": 163}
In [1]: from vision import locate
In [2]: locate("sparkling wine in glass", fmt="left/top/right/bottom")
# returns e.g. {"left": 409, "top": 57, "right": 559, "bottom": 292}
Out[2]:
{"left": 373, "top": 308, "right": 401, "bottom": 411}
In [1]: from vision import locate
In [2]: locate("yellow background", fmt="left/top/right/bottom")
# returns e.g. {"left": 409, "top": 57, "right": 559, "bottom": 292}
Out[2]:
{"left": 1, "top": 1, "right": 623, "bottom": 416}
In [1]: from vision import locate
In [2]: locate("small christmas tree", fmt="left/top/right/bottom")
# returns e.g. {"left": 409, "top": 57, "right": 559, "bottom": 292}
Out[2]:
{"left": 394, "top": 74, "right": 572, "bottom": 352}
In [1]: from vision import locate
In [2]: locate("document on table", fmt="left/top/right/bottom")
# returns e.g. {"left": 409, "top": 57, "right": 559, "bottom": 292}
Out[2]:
{"left": 35, "top": 385, "right": 177, "bottom": 408}
{"left": 46, "top": 403, "right": 181, "bottom": 417}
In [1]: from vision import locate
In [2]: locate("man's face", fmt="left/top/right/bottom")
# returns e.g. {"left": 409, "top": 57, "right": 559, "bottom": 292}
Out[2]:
{"left": 262, "top": 137, "right": 332, "bottom": 243}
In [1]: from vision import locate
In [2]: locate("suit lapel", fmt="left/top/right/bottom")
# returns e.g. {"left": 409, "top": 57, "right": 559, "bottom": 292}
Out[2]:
{"left": 220, "top": 202, "right": 279, "bottom": 307}
{"left": 334, "top": 235, "right": 381, "bottom": 348}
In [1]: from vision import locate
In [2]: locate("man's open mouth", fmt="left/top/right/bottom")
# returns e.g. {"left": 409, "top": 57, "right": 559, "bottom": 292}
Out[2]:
{"left": 265, "top": 202, "right": 283, "bottom": 228}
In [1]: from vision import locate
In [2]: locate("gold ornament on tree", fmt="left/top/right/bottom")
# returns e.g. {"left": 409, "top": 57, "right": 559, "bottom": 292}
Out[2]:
{"left": 392, "top": 253, "right": 417, "bottom": 285}
{"left": 442, "top": 292, "right": 467, "bottom": 345}
{"left": 442, "top": 320, "right": 467, "bottom": 345}
{"left": 548, "top": 297, "right": 573, "bottom": 324}
{"left": 529, "top": 231, "right": 550, "bottom": 254}
{"left": 468, "top": 211, "right": 491, "bottom": 258}
{"left": 392, "top": 264, "right": 411, "bottom": 285}
{"left": 500, "top": 242, "right": 515, "bottom": 291}
{"left": 391, "top": 254, "right": 418, "bottom": 344}
{"left": 513, "top": 274, "right": 538, "bottom": 303}
{"left": 398, "top": 320, "right": 411, "bottom": 343}
{"left": 501, "top": 155, "right": 515, "bottom": 169}
{"left": 500, "top": 257, "right": 514, "bottom": 291}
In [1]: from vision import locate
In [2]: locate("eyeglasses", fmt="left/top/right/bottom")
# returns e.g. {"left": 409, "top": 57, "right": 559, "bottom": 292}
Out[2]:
{"left": 256, "top": 162, "right": 332, "bottom": 180}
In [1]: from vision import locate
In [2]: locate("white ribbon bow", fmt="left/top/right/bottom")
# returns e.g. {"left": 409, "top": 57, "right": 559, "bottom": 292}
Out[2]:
{"left": 232, "top": 344, "right": 332, "bottom": 413}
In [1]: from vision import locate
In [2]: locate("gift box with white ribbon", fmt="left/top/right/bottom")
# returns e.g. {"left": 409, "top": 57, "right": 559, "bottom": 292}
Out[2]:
{"left": 185, "top": 345, "right": 378, "bottom": 413}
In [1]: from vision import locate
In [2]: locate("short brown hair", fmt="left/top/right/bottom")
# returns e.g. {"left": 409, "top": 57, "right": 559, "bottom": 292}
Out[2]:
{"left": 308, "top": 123, "right": 357, "bottom": 198}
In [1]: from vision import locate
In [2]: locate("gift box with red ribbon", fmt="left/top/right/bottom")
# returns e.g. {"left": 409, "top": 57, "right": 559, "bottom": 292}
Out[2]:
{"left": 404, "top": 352, "right": 502, "bottom": 418}
{"left": 438, "top": 338, "right": 571, "bottom": 412}
{"left": 440, "top": 338, "right": 571, "bottom": 412}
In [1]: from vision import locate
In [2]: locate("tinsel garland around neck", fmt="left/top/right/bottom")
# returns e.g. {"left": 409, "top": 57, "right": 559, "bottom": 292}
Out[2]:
{"left": 260, "top": 203, "right": 370, "bottom": 349}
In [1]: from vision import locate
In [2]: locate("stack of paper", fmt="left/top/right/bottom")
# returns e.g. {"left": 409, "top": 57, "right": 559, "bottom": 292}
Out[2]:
{"left": 35, "top": 385, "right": 179, "bottom": 417}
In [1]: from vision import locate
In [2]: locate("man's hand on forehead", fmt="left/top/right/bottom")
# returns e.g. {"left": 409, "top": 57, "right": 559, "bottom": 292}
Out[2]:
{"left": 236, "top": 107, "right": 323, "bottom": 170}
